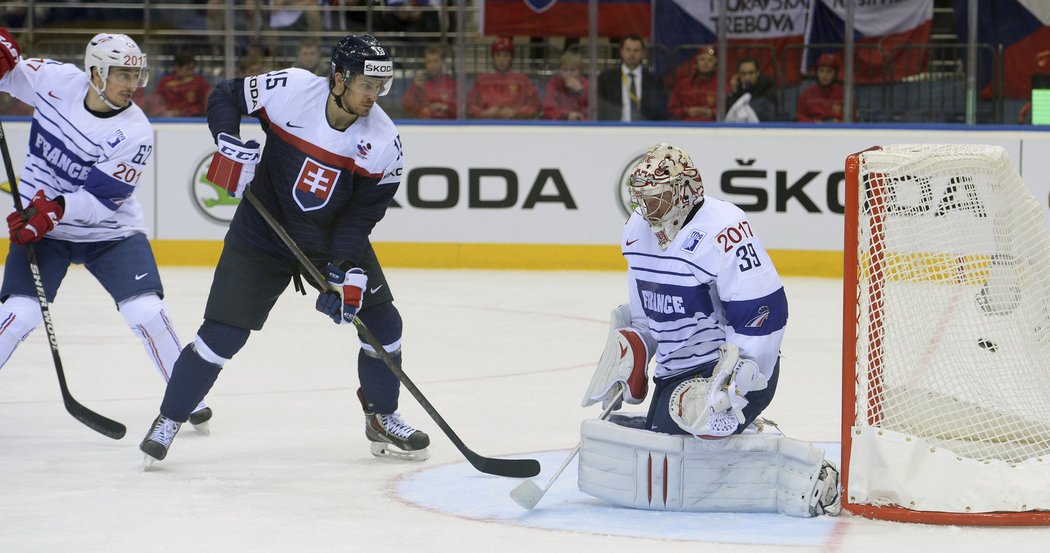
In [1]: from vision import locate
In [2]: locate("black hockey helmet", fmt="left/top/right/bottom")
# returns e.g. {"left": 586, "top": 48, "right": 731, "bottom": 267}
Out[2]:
{"left": 330, "top": 34, "right": 393, "bottom": 96}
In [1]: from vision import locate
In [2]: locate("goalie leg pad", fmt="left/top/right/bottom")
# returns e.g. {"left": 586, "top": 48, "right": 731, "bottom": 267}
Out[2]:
{"left": 578, "top": 419, "right": 838, "bottom": 517}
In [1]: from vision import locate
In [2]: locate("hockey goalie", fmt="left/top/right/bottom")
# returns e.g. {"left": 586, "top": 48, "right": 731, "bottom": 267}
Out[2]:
{"left": 578, "top": 143, "right": 840, "bottom": 517}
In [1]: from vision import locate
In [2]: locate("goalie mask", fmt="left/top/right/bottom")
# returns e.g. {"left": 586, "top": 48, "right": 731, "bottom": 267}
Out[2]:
{"left": 84, "top": 33, "right": 149, "bottom": 110}
{"left": 627, "top": 143, "right": 704, "bottom": 248}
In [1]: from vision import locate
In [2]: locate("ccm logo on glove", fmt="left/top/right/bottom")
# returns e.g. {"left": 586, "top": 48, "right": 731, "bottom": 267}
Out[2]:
{"left": 206, "top": 132, "right": 261, "bottom": 198}
{"left": 315, "top": 263, "right": 368, "bottom": 325}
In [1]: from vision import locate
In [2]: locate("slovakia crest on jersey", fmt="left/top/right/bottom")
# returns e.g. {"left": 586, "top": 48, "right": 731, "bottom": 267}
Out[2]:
{"left": 293, "top": 158, "right": 341, "bottom": 212}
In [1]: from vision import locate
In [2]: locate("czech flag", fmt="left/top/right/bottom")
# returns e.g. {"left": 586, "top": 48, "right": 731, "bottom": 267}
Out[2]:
{"left": 653, "top": 0, "right": 809, "bottom": 85}
{"left": 952, "top": 0, "right": 1050, "bottom": 99}
{"left": 804, "top": 0, "right": 933, "bottom": 84}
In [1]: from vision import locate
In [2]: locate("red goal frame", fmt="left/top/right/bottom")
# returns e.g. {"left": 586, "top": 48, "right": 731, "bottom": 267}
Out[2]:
{"left": 840, "top": 148, "right": 1050, "bottom": 526}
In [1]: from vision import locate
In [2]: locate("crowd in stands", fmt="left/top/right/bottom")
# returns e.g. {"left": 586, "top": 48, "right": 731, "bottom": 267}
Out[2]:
{"left": 2, "top": 29, "right": 1046, "bottom": 125}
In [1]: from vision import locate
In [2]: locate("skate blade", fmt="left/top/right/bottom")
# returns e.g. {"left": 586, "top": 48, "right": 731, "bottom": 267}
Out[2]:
{"left": 191, "top": 420, "right": 210, "bottom": 436}
{"left": 370, "top": 441, "right": 429, "bottom": 462}
{"left": 142, "top": 454, "right": 157, "bottom": 472}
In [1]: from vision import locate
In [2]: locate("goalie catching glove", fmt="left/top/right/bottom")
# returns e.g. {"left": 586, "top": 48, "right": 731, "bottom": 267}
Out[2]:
{"left": 582, "top": 305, "right": 656, "bottom": 410}
{"left": 669, "top": 342, "right": 768, "bottom": 438}
{"left": 315, "top": 262, "right": 367, "bottom": 325}
{"left": 207, "top": 132, "right": 261, "bottom": 198}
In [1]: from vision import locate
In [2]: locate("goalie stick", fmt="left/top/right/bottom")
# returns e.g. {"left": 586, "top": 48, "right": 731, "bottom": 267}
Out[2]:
{"left": 510, "top": 383, "right": 623, "bottom": 509}
{"left": 243, "top": 189, "right": 540, "bottom": 478}
{"left": 0, "top": 121, "right": 126, "bottom": 439}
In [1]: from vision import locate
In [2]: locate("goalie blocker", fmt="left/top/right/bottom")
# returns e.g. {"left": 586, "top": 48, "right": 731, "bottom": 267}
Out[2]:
{"left": 578, "top": 419, "right": 841, "bottom": 517}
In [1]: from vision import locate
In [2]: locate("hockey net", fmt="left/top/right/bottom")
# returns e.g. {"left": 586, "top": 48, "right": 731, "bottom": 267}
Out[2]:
{"left": 842, "top": 144, "right": 1050, "bottom": 525}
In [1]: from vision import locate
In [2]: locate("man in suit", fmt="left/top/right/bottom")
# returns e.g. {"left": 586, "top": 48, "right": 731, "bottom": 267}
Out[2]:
{"left": 597, "top": 35, "right": 668, "bottom": 121}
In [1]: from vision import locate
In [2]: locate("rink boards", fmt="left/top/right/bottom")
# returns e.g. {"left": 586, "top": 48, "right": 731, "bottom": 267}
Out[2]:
{"left": 0, "top": 120, "right": 1047, "bottom": 277}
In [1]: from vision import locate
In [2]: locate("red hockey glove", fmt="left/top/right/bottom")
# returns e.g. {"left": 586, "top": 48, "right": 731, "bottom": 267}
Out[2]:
{"left": 206, "top": 132, "right": 261, "bottom": 198}
{"left": 7, "top": 190, "right": 64, "bottom": 245}
{"left": 0, "top": 27, "right": 21, "bottom": 78}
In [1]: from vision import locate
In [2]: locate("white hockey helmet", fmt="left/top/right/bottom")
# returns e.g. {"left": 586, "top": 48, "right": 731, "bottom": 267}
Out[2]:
{"left": 84, "top": 33, "right": 149, "bottom": 108}
{"left": 627, "top": 143, "right": 704, "bottom": 248}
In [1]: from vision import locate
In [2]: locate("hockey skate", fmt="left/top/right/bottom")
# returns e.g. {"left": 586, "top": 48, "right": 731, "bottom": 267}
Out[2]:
{"left": 358, "top": 389, "right": 430, "bottom": 461}
{"left": 189, "top": 406, "right": 213, "bottom": 435}
{"left": 810, "top": 461, "right": 842, "bottom": 516}
{"left": 140, "top": 414, "right": 182, "bottom": 470}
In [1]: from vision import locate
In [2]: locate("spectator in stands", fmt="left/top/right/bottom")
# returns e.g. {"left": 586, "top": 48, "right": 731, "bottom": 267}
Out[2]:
{"left": 402, "top": 43, "right": 456, "bottom": 119}
{"left": 668, "top": 46, "right": 720, "bottom": 122}
{"left": 238, "top": 53, "right": 265, "bottom": 78}
{"left": 146, "top": 52, "right": 212, "bottom": 117}
{"left": 466, "top": 37, "right": 540, "bottom": 120}
{"left": 597, "top": 35, "right": 668, "bottom": 121}
{"left": 796, "top": 53, "right": 847, "bottom": 123}
{"left": 542, "top": 47, "right": 588, "bottom": 121}
{"left": 1018, "top": 49, "right": 1050, "bottom": 124}
{"left": 376, "top": 0, "right": 441, "bottom": 35}
{"left": 726, "top": 56, "right": 779, "bottom": 122}
{"left": 266, "top": 0, "right": 327, "bottom": 58}
{"left": 294, "top": 39, "right": 326, "bottom": 76}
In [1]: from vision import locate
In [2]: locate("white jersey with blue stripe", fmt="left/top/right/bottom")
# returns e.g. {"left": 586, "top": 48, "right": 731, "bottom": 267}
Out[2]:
{"left": 622, "top": 195, "right": 787, "bottom": 382}
{"left": 0, "top": 58, "right": 152, "bottom": 242}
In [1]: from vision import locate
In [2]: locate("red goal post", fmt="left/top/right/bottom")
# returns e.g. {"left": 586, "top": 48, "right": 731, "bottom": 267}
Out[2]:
{"left": 841, "top": 144, "right": 1050, "bottom": 525}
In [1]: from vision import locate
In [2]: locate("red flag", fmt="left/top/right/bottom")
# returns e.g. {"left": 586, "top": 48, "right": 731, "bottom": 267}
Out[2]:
{"left": 483, "top": 0, "right": 651, "bottom": 38}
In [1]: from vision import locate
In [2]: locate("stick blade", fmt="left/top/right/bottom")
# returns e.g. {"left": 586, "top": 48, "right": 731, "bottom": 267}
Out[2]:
{"left": 510, "top": 479, "right": 544, "bottom": 510}
{"left": 467, "top": 453, "right": 541, "bottom": 478}
{"left": 66, "top": 401, "right": 126, "bottom": 440}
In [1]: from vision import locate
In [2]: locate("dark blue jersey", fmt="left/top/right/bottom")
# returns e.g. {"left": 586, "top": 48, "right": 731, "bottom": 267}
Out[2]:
{"left": 206, "top": 68, "right": 403, "bottom": 266}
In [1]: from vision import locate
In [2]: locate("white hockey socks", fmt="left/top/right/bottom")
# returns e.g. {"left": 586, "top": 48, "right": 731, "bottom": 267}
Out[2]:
{"left": 0, "top": 295, "right": 43, "bottom": 368}
{"left": 119, "top": 294, "right": 206, "bottom": 413}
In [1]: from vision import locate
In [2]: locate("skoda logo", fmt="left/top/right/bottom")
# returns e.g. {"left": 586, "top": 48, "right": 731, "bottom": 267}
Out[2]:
{"left": 191, "top": 152, "right": 240, "bottom": 224}
{"left": 617, "top": 152, "right": 646, "bottom": 217}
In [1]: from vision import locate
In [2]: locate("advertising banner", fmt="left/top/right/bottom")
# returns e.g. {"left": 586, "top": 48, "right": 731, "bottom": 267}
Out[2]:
{"left": 1, "top": 122, "right": 1047, "bottom": 271}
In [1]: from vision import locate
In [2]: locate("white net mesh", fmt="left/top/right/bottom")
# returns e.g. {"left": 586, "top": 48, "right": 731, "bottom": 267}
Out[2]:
{"left": 850, "top": 144, "right": 1050, "bottom": 464}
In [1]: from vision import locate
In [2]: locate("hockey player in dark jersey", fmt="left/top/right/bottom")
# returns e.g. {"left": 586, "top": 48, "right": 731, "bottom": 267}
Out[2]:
{"left": 139, "top": 34, "right": 429, "bottom": 466}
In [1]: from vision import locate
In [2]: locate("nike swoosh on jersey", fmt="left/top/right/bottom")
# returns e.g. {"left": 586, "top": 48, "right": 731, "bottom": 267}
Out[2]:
{"left": 626, "top": 239, "right": 639, "bottom": 246}
{"left": 47, "top": 90, "right": 61, "bottom": 100}
{"left": 135, "top": 273, "right": 149, "bottom": 280}
{"left": 285, "top": 121, "right": 304, "bottom": 128}
{"left": 369, "top": 285, "right": 384, "bottom": 294}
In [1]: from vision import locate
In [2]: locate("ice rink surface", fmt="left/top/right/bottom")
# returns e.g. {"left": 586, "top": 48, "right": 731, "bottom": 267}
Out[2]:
{"left": 2, "top": 267, "right": 1049, "bottom": 552}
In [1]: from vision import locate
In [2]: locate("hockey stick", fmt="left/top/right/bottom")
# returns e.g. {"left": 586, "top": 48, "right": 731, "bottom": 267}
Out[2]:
{"left": 510, "top": 383, "right": 622, "bottom": 509}
{"left": 243, "top": 188, "right": 540, "bottom": 478}
{"left": 0, "top": 120, "right": 126, "bottom": 439}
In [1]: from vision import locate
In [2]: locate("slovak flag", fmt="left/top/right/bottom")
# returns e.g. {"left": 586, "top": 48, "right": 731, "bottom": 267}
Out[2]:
{"left": 804, "top": 0, "right": 933, "bottom": 84}
{"left": 952, "top": 0, "right": 1050, "bottom": 99}
{"left": 482, "top": 0, "right": 650, "bottom": 38}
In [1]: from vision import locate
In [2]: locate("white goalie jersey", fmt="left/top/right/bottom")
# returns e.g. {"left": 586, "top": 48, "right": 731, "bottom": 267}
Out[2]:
{"left": 0, "top": 58, "right": 152, "bottom": 242}
{"left": 622, "top": 195, "right": 787, "bottom": 382}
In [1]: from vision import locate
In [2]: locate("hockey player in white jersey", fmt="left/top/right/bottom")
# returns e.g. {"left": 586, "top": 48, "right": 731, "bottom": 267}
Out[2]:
{"left": 0, "top": 29, "right": 211, "bottom": 429}
{"left": 579, "top": 143, "right": 839, "bottom": 516}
